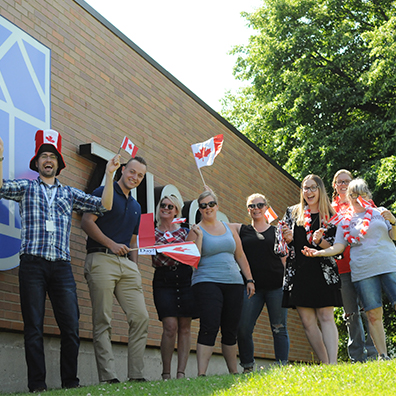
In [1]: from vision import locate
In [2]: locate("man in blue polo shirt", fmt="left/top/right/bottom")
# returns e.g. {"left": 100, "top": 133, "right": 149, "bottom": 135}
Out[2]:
{"left": 81, "top": 156, "right": 149, "bottom": 384}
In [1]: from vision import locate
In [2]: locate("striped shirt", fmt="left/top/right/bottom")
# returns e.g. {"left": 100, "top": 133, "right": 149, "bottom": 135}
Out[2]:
{"left": 0, "top": 177, "right": 107, "bottom": 261}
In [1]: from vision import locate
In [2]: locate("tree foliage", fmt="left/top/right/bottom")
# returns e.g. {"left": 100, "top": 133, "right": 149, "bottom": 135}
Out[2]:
{"left": 221, "top": 0, "right": 396, "bottom": 205}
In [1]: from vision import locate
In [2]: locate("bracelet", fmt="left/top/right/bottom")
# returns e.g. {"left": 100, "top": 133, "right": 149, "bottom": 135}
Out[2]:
{"left": 390, "top": 222, "right": 396, "bottom": 226}
{"left": 246, "top": 279, "right": 255, "bottom": 284}
{"left": 0, "top": 156, "right": 4, "bottom": 162}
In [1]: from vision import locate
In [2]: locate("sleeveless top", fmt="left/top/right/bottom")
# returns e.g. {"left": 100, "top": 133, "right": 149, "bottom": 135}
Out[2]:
{"left": 191, "top": 222, "right": 244, "bottom": 285}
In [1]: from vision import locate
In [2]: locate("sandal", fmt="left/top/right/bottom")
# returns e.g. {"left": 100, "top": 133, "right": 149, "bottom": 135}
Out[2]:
{"left": 161, "top": 372, "right": 171, "bottom": 380}
{"left": 177, "top": 371, "right": 185, "bottom": 379}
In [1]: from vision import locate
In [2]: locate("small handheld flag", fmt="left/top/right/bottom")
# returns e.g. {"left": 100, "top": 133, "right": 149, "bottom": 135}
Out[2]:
{"left": 264, "top": 207, "right": 278, "bottom": 223}
{"left": 121, "top": 136, "right": 138, "bottom": 157}
{"left": 191, "top": 134, "right": 223, "bottom": 169}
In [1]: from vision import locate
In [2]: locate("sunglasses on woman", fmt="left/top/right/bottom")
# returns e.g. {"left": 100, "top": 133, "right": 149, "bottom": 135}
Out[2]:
{"left": 247, "top": 203, "right": 266, "bottom": 209}
{"left": 160, "top": 203, "right": 175, "bottom": 210}
{"left": 199, "top": 201, "right": 217, "bottom": 209}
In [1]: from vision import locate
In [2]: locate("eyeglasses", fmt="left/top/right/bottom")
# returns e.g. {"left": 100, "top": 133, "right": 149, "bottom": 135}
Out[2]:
{"left": 302, "top": 185, "right": 318, "bottom": 193}
{"left": 160, "top": 203, "right": 175, "bottom": 210}
{"left": 336, "top": 180, "right": 351, "bottom": 186}
{"left": 199, "top": 201, "right": 217, "bottom": 209}
{"left": 247, "top": 203, "right": 266, "bottom": 209}
{"left": 349, "top": 193, "right": 367, "bottom": 200}
{"left": 39, "top": 154, "right": 57, "bottom": 161}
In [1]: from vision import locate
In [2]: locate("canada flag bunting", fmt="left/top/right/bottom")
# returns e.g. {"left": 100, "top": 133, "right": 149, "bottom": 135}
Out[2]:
{"left": 156, "top": 242, "right": 201, "bottom": 268}
{"left": 121, "top": 136, "right": 138, "bottom": 157}
{"left": 191, "top": 134, "right": 224, "bottom": 169}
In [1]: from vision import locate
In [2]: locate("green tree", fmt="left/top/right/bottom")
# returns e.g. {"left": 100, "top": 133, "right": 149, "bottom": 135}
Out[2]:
{"left": 222, "top": 0, "right": 396, "bottom": 204}
{"left": 222, "top": 0, "right": 396, "bottom": 360}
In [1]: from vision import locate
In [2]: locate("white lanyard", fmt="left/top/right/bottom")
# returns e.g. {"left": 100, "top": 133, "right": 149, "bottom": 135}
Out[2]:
{"left": 41, "top": 184, "right": 57, "bottom": 208}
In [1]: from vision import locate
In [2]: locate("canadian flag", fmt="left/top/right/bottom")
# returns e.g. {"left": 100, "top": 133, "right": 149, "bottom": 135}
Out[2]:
{"left": 156, "top": 242, "right": 201, "bottom": 268}
{"left": 121, "top": 136, "right": 138, "bottom": 157}
{"left": 172, "top": 218, "right": 187, "bottom": 224}
{"left": 264, "top": 207, "right": 278, "bottom": 223}
{"left": 357, "top": 196, "right": 373, "bottom": 209}
{"left": 328, "top": 213, "right": 344, "bottom": 226}
{"left": 191, "top": 134, "right": 224, "bottom": 169}
{"left": 164, "top": 231, "right": 176, "bottom": 242}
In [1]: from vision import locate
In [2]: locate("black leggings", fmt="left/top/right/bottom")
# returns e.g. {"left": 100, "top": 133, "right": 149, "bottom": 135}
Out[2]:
{"left": 193, "top": 282, "right": 244, "bottom": 346}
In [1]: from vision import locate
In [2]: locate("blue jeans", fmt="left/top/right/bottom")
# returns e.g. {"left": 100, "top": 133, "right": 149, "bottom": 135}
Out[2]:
{"left": 354, "top": 272, "right": 396, "bottom": 311}
{"left": 19, "top": 255, "right": 80, "bottom": 391}
{"left": 237, "top": 287, "right": 289, "bottom": 367}
{"left": 340, "top": 272, "right": 377, "bottom": 362}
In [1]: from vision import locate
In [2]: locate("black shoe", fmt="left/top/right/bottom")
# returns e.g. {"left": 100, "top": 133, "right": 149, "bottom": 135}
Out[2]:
{"left": 128, "top": 378, "right": 148, "bottom": 382}
{"left": 103, "top": 378, "right": 120, "bottom": 384}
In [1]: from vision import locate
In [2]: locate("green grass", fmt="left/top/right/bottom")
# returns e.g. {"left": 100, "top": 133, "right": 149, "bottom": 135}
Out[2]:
{"left": 3, "top": 360, "right": 396, "bottom": 395}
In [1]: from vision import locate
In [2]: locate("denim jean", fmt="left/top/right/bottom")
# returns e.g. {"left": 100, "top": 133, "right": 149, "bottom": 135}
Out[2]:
{"left": 353, "top": 272, "right": 396, "bottom": 312}
{"left": 340, "top": 272, "right": 377, "bottom": 362}
{"left": 237, "top": 287, "right": 289, "bottom": 367}
{"left": 19, "top": 255, "right": 80, "bottom": 391}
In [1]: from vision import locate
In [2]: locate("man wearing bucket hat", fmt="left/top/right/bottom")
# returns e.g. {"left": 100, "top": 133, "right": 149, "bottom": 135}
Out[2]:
{"left": 0, "top": 130, "right": 120, "bottom": 392}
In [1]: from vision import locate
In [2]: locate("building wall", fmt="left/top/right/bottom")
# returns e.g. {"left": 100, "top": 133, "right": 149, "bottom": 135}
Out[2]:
{"left": 0, "top": 0, "right": 312, "bottom": 390}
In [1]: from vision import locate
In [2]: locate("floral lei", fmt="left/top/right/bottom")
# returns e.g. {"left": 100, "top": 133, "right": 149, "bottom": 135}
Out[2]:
{"left": 304, "top": 206, "right": 327, "bottom": 244}
{"left": 341, "top": 207, "right": 373, "bottom": 244}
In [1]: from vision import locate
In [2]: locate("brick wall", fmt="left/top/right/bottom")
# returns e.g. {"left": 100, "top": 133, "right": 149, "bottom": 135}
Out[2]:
{"left": 0, "top": 0, "right": 314, "bottom": 362}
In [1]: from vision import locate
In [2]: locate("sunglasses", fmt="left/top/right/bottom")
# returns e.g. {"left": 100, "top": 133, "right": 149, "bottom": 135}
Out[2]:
{"left": 199, "top": 201, "right": 217, "bottom": 209}
{"left": 160, "top": 203, "right": 175, "bottom": 210}
{"left": 247, "top": 203, "right": 266, "bottom": 209}
{"left": 349, "top": 193, "right": 368, "bottom": 200}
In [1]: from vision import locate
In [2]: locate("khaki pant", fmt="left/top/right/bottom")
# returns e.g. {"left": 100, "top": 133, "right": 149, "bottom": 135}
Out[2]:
{"left": 84, "top": 253, "right": 149, "bottom": 381}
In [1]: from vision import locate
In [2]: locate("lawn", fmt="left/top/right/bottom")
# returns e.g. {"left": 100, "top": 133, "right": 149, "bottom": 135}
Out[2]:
{"left": 3, "top": 360, "right": 395, "bottom": 396}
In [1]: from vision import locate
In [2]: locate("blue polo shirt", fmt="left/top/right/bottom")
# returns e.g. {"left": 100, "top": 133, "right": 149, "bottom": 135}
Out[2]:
{"left": 86, "top": 181, "right": 141, "bottom": 249}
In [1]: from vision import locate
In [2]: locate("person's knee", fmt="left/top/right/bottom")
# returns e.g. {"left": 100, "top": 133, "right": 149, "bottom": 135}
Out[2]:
{"left": 366, "top": 308, "right": 382, "bottom": 325}
{"left": 271, "top": 323, "right": 287, "bottom": 335}
{"left": 198, "top": 330, "right": 217, "bottom": 346}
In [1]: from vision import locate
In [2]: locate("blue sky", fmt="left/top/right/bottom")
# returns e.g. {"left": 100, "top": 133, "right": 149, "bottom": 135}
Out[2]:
{"left": 84, "top": 0, "right": 262, "bottom": 112}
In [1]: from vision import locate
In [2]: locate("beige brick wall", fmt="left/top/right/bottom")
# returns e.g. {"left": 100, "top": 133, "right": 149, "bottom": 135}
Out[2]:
{"left": 0, "top": 0, "right": 314, "bottom": 362}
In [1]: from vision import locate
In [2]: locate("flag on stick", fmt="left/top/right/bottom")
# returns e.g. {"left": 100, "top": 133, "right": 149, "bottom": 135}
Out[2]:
{"left": 138, "top": 213, "right": 155, "bottom": 248}
{"left": 264, "top": 207, "right": 278, "bottom": 223}
{"left": 172, "top": 218, "right": 187, "bottom": 224}
{"left": 121, "top": 136, "right": 138, "bottom": 157}
{"left": 191, "top": 134, "right": 224, "bottom": 169}
{"left": 156, "top": 242, "right": 201, "bottom": 268}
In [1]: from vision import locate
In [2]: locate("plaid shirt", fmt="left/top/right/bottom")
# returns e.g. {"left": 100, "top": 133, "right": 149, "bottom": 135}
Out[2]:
{"left": 0, "top": 177, "right": 107, "bottom": 261}
{"left": 152, "top": 227, "right": 189, "bottom": 268}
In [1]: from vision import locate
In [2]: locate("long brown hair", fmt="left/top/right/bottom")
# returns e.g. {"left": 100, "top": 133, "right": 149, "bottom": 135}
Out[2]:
{"left": 292, "top": 174, "right": 334, "bottom": 226}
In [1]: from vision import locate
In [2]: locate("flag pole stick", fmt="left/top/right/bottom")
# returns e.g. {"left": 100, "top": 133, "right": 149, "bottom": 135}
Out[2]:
{"left": 198, "top": 167, "right": 206, "bottom": 188}
{"left": 117, "top": 147, "right": 121, "bottom": 155}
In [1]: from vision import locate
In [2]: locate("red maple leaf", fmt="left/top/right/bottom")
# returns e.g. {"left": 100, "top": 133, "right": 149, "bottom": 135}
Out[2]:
{"left": 194, "top": 146, "right": 211, "bottom": 160}
{"left": 173, "top": 247, "right": 188, "bottom": 252}
{"left": 46, "top": 136, "right": 55, "bottom": 143}
{"left": 128, "top": 143, "right": 133, "bottom": 150}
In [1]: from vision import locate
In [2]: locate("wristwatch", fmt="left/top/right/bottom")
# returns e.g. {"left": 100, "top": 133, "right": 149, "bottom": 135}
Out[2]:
{"left": 246, "top": 279, "right": 255, "bottom": 284}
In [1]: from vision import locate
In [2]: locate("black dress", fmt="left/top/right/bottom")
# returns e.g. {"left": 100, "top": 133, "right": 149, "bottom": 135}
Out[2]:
{"left": 282, "top": 209, "right": 342, "bottom": 309}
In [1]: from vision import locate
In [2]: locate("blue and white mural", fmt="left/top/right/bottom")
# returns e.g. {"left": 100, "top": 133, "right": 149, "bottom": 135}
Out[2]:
{"left": 0, "top": 16, "right": 50, "bottom": 270}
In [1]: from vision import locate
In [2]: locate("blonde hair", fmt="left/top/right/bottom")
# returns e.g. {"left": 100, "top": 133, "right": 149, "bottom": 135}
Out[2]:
{"left": 347, "top": 178, "right": 372, "bottom": 200}
{"left": 292, "top": 174, "right": 335, "bottom": 226}
{"left": 332, "top": 169, "right": 353, "bottom": 201}
{"left": 155, "top": 194, "right": 182, "bottom": 226}
{"left": 246, "top": 193, "right": 268, "bottom": 207}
